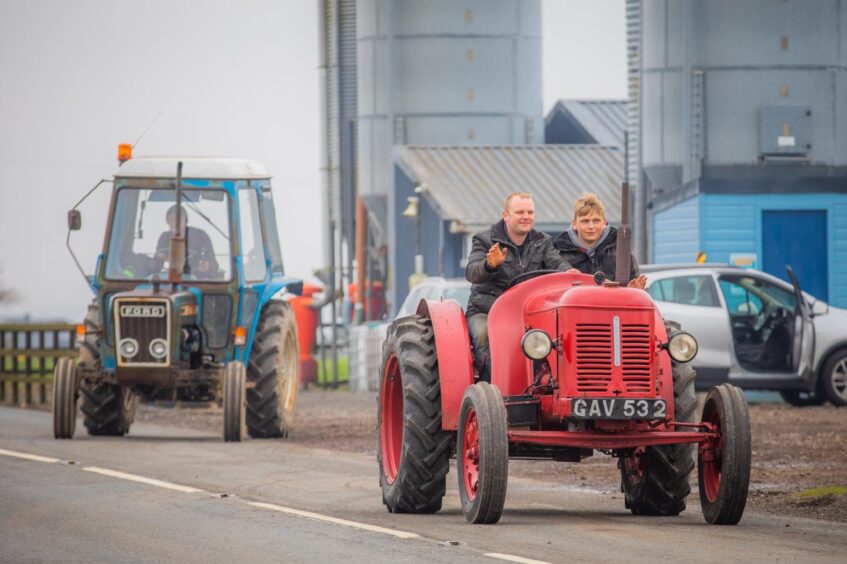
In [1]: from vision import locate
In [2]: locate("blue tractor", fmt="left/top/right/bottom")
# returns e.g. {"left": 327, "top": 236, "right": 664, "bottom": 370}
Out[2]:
{"left": 54, "top": 154, "right": 303, "bottom": 442}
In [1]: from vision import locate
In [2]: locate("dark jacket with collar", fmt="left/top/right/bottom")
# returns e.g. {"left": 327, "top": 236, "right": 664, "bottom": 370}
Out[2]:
{"left": 465, "top": 220, "right": 571, "bottom": 317}
{"left": 551, "top": 225, "right": 639, "bottom": 282}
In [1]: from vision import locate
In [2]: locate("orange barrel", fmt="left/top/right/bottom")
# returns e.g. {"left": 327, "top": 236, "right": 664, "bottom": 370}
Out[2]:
{"left": 290, "top": 283, "right": 322, "bottom": 386}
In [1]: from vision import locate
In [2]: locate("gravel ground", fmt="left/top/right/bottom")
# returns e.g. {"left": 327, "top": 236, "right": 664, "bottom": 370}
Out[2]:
{"left": 136, "top": 388, "right": 847, "bottom": 522}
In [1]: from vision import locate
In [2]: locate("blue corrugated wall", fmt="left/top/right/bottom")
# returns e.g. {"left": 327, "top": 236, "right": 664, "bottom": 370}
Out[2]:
{"left": 652, "top": 196, "right": 700, "bottom": 263}
{"left": 652, "top": 193, "right": 847, "bottom": 308}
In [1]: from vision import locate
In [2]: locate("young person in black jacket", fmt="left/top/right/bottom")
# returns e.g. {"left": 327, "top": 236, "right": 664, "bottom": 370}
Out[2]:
{"left": 464, "top": 193, "right": 572, "bottom": 381}
{"left": 552, "top": 193, "right": 647, "bottom": 289}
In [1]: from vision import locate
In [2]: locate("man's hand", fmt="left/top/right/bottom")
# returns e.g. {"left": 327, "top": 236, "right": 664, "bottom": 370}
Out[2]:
{"left": 565, "top": 268, "right": 581, "bottom": 274}
{"left": 486, "top": 244, "right": 507, "bottom": 269}
{"left": 627, "top": 274, "right": 647, "bottom": 290}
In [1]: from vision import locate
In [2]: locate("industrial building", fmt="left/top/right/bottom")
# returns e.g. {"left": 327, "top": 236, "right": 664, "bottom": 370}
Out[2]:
{"left": 626, "top": 0, "right": 847, "bottom": 307}
{"left": 321, "top": 0, "right": 847, "bottom": 315}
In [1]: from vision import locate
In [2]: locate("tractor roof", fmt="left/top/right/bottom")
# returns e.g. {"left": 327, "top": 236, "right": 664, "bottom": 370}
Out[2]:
{"left": 114, "top": 157, "right": 270, "bottom": 180}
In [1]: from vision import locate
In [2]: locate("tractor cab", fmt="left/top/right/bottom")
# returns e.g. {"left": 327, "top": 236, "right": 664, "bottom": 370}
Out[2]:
{"left": 54, "top": 153, "right": 302, "bottom": 443}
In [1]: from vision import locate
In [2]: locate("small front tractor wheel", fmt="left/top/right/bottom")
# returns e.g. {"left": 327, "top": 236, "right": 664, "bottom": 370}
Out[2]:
{"left": 819, "top": 349, "right": 847, "bottom": 407}
{"left": 619, "top": 336, "right": 697, "bottom": 516}
{"left": 80, "top": 382, "right": 138, "bottom": 436}
{"left": 698, "top": 384, "right": 751, "bottom": 525}
{"left": 457, "top": 382, "right": 509, "bottom": 524}
{"left": 378, "top": 316, "right": 452, "bottom": 514}
{"left": 247, "top": 301, "right": 300, "bottom": 438}
{"left": 223, "top": 361, "right": 246, "bottom": 442}
{"left": 52, "top": 357, "right": 78, "bottom": 439}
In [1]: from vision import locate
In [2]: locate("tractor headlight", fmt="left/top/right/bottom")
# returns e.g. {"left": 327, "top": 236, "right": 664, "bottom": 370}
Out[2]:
{"left": 667, "top": 332, "right": 698, "bottom": 363}
{"left": 119, "top": 338, "right": 139, "bottom": 358}
{"left": 149, "top": 338, "right": 168, "bottom": 360}
{"left": 521, "top": 329, "right": 553, "bottom": 360}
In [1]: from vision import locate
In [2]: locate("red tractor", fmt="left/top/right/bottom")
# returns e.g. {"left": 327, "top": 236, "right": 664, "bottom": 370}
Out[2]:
{"left": 378, "top": 189, "right": 751, "bottom": 525}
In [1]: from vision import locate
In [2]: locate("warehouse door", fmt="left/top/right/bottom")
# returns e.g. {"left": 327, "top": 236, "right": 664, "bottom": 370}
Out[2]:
{"left": 762, "top": 210, "right": 828, "bottom": 301}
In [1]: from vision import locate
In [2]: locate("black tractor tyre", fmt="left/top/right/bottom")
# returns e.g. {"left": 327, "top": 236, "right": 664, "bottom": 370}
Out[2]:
{"left": 53, "top": 357, "right": 78, "bottom": 439}
{"left": 77, "top": 303, "right": 138, "bottom": 437}
{"left": 246, "top": 301, "right": 300, "bottom": 438}
{"left": 819, "top": 350, "right": 847, "bottom": 407}
{"left": 223, "top": 361, "right": 246, "bottom": 442}
{"left": 698, "top": 384, "right": 751, "bottom": 525}
{"left": 457, "top": 382, "right": 509, "bottom": 524}
{"left": 620, "top": 320, "right": 697, "bottom": 516}
{"left": 378, "top": 316, "right": 452, "bottom": 514}
{"left": 80, "top": 382, "right": 138, "bottom": 436}
{"left": 779, "top": 389, "right": 827, "bottom": 407}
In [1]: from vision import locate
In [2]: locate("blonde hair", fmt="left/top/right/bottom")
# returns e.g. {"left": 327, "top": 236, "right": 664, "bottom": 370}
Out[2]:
{"left": 573, "top": 193, "right": 606, "bottom": 221}
{"left": 504, "top": 192, "right": 533, "bottom": 212}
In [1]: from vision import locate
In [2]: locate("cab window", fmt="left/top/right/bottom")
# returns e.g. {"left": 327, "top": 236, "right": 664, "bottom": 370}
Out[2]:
{"left": 649, "top": 275, "right": 718, "bottom": 307}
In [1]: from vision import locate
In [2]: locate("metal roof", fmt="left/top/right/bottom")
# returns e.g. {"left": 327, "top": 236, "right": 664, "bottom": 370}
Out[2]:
{"left": 394, "top": 145, "right": 625, "bottom": 234}
{"left": 114, "top": 157, "right": 270, "bottom": 180}
{"left": 546, "top": 100, "right": 628, "bottom": 148}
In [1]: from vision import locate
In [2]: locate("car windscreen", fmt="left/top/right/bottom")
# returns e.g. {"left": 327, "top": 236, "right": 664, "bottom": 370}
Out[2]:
{"left": 720, "top": 275, "right": 796, "bottom": 312}
{"left": 444, "top": 286, "right": 471, "bottom": 309}
{"left": 105, "top": 188, "right": 232, "bottom": 282}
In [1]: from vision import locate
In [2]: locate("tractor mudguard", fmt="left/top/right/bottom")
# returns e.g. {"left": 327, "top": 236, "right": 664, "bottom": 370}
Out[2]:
{"left": 416, "top": 298, "right": 475, "bottom": 430}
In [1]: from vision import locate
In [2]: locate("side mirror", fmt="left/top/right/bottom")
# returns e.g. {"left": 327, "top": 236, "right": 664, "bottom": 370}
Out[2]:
{"left": 67, "top": 210, "right": 81, "bottom": 231}
{"left": 811, "top": 300, "right": 829, "bottom": 317}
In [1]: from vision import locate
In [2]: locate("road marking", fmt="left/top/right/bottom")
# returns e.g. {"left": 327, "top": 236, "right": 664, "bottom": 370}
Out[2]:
{"left": 83, "top": 466, "right": 205, "bottom": 493}
{"left": 0, "top": 448, "right": 61, "bottom": 464}
{"left": 248, "top": 501, "right": 420, "bottom": 540}
{"left": 485, "top": 553, "right": 552, "bottom": 564}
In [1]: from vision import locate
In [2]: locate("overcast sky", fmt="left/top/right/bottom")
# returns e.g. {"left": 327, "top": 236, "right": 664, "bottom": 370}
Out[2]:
{"left": 0, "top": 0, "right": 625, "bottom": 321}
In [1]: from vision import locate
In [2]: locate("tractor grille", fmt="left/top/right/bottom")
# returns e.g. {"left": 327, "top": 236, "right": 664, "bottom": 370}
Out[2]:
{"left": 114, "top": 298, "right": 170, "bottom": 367}
{"left": 575, "top": 322, "right": 653, "bottom": 394}
{"left": 620, "top": 324, "right": 652, "bottom": 392}
{"left": 575, "top": 324, "right": 613, "bottom": 392}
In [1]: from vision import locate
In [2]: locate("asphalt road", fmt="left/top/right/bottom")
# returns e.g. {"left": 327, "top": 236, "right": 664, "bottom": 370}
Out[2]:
{"left": 1, "top": 406, "right": 844, "bottom": 564}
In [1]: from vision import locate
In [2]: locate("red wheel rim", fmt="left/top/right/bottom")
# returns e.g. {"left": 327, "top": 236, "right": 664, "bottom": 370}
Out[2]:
{"left": 380, "top": 355, "right": 403, "bottom": 483}
{"left": 702, "top": 408, "right": 723, "bottom": 503}
{"left": 461, "top": 408, "right": 480, "bottom": 501}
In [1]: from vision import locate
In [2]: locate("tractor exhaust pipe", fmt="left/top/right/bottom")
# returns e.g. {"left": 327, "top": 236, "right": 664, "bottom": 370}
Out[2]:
{"left": 168, "top": 161, "right": 186, "bottom": 288}
{"left": 614, "top": 182, "right": 631, "bottom": 285}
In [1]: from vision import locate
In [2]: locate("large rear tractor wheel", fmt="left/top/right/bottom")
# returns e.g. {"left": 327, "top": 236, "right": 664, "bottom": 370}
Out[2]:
{"left": 78, "top": 303, "right": 137, "bottom": 437}
{"left": 620, "top": 322, "right": 697, "bottom": 516}
{"left": 247, "top": 301, "right": 300, "bottom": 438}
{"left": 378, "top": 316, "right": 452, "bottom": 514}
{"left": 223, "top": 361, "right": 246, "bottom": 442}
{"left": 457, "top": 382, "right": 509, "bottom": 524}
{"left": 52, "top": 357, "right": 78, "bottom": 439}
{"left": 698, "top": 384, "right": 751, "bottom": 525}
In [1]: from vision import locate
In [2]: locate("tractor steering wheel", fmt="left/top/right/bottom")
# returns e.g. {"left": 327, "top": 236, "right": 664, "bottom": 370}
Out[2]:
{"left": 507, "top": 269, "right": 561, "bottom": 289}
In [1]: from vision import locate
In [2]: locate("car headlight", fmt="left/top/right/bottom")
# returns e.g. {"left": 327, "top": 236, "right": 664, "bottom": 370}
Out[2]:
{"left": 521, "top": 329, "right": 553, "bottom": 360}
{"left": 667, "top": 331, "right": 698, "bottom": 363}
{"left": 149, "top": 338, "right": 168, "bottom": 359}
{"left": 119, "top": 338, "right": 139, "bottom": 358}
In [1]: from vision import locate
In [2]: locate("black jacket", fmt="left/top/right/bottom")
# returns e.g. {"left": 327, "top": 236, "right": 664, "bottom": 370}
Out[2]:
{"left": 552, "top": 226, "right": 639, "bottom": 282}
{"left": 465, "top": 220, "right": 570, "bottom": 317}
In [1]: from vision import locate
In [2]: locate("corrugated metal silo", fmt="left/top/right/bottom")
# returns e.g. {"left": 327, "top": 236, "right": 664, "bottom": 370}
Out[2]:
{"left": 356, "top": 0, "right": 544, "bottom": 213}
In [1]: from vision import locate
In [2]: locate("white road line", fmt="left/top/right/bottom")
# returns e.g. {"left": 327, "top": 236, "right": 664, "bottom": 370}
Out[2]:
{"left": 0, "top": 448, "right": 61, "bottom": 464}
{"left": 485, "top": 553, "right": 552, "bottom": 564}
{"left": 247, "top": 501, "right": 420, "bottom": 540}
{"left": 83, "top": 467, "right": 205, "bottom": 493}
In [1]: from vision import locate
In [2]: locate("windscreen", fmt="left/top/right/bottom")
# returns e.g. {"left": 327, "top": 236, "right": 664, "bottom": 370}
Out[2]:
{"left": 105, "top": 188, "right": 232, "bottom": 282}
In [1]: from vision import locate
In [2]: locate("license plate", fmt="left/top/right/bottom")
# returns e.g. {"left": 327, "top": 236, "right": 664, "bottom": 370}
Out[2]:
{"left": 571, "top": 398, "right": 667, "bottom": 420}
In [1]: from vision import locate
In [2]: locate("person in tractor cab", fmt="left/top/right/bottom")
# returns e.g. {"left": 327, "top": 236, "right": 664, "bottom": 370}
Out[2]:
{"left": 465, "top": 192, "right": 572, "bottom": 381}
{"left": 152, "top": 204, "right": 220, "bottom": 278}
{"left": 552, "top": 193, "right": 647, "bottom": 289}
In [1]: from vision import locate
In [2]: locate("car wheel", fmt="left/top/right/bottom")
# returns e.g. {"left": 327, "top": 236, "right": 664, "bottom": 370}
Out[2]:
{"left": 820, "top": 349, "right": 847, "bottom": 407}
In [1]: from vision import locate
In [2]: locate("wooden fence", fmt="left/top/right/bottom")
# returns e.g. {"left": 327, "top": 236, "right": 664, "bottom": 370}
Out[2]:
{"left": 0, "top": 324, "right": 78, "bottom": 408}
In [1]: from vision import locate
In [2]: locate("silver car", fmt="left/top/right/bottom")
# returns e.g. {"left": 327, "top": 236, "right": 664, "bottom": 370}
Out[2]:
{"left": 396, "top": 277, "right": 471, "bottom": 318}
{"left": 642, "top": 264, "right": 847, "bottom": 407}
